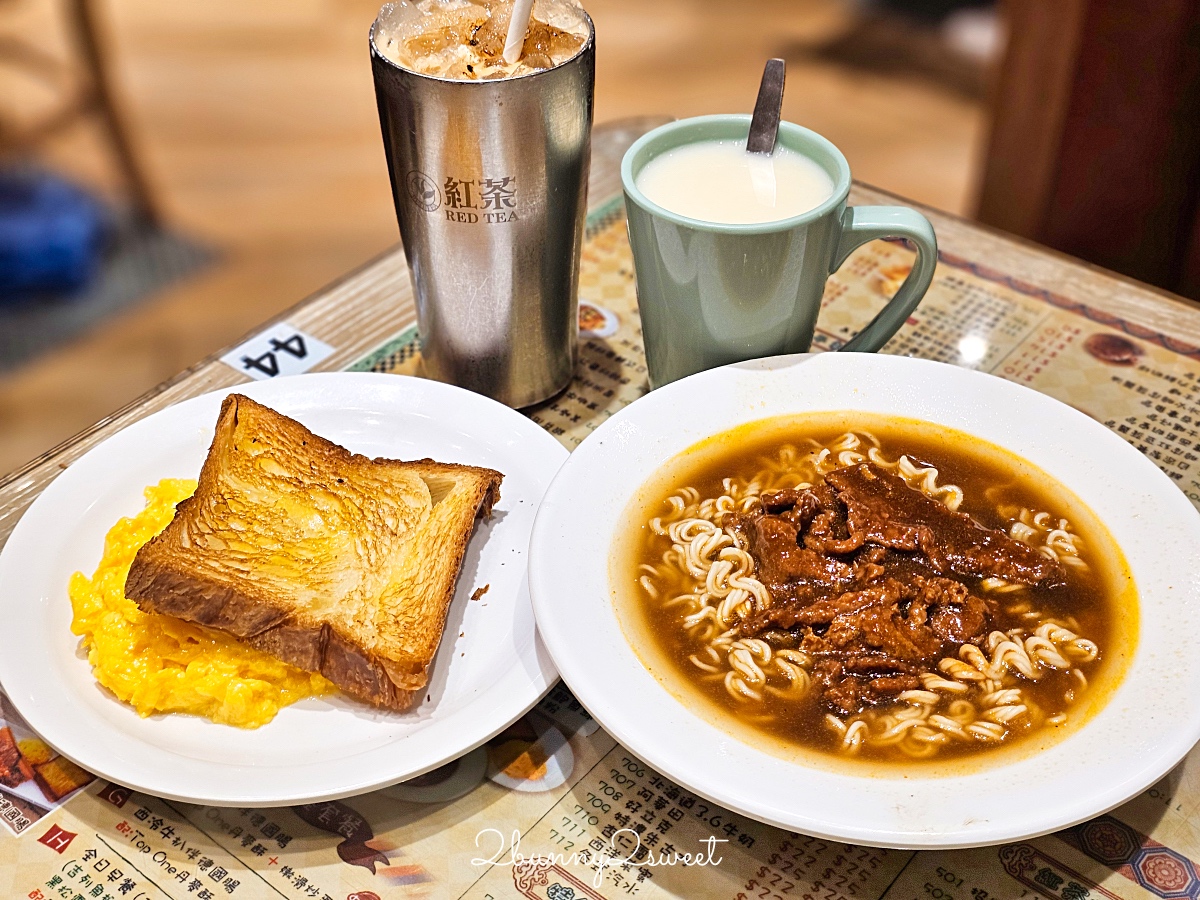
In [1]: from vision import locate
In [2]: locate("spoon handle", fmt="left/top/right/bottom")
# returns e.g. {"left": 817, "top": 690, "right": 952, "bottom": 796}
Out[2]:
{"left": 747, "top": 58, "right": 786, "bottom": 155}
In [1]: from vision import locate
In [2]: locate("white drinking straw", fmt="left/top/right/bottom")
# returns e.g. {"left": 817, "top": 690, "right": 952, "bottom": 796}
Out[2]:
{"left": 503, "top": 0, "right": 536, "bottom": 64}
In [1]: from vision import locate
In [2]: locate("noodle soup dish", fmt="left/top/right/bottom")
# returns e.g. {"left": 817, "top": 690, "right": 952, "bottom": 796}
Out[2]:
{"left": 615, "top": 412, "right": 1137, "bottom": 768}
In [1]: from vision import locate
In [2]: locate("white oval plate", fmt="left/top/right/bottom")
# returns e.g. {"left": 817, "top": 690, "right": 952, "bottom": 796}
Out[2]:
{"left": 528, "top": 353, "right": 1200, "bottom": 848}
{"left": 0, "top": 373, "right": 566, "bottom": 806}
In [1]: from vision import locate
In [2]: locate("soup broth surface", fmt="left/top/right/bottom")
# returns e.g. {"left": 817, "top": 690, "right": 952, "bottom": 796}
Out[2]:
{"left": 615, "top": 413, "right": 1136, "bottom": 769}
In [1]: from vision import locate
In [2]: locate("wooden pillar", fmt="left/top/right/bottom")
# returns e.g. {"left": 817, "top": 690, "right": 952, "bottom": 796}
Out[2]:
{"left": 976, "top": 0, "right": 1200, "bottom": 300}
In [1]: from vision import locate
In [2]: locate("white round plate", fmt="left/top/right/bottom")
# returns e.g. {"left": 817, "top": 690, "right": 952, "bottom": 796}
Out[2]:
{"left": 528, "top": 353, "right": 1200, "bottom": 849}
{"left": 0, "top": 372, "right": 566, "bottom": 806}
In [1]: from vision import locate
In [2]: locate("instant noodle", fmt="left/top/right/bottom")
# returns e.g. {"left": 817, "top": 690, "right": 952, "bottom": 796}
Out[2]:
{"left": 616, "top": 413, "right": 1137, "bottom": 764}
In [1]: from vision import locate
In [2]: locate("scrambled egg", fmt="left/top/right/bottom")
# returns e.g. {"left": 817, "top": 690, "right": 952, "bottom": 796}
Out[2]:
{"left": 69, "top": 479, "right": 333, "bottom": 728}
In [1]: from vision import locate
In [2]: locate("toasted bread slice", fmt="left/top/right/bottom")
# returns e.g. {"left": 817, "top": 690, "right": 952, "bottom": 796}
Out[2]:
{"left": 125, "top": 394, "right": 502, "bottom": 711}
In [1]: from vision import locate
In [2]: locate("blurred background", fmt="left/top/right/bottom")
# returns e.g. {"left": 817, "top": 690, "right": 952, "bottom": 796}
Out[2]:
{"left": 0, "top": 0, "right": 1198, "bottom": 477}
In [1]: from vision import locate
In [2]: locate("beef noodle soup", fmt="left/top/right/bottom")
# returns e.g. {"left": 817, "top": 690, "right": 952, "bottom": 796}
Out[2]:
{"left": 616, "top": 413, "right": 1136, "bottom": 765}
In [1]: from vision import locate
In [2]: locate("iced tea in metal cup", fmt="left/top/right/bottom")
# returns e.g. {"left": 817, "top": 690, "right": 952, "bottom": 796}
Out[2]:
{"left": 370, "top": 0, "right": 595, "bottom": 408}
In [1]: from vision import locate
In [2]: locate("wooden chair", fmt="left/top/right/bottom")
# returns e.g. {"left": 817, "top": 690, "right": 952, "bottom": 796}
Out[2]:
{"left": 0, "top": 0, "right": 160, "bottom": 227}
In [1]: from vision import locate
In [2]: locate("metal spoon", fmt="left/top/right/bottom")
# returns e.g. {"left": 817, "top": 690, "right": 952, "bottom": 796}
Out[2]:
{"left": 747, "top": 58, "right": 786, "bottom": 155}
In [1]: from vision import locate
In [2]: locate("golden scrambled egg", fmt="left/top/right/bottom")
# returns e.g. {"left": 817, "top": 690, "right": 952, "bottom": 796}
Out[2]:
{"left": 69, "top": 479, "right": 333, "bottom": 728}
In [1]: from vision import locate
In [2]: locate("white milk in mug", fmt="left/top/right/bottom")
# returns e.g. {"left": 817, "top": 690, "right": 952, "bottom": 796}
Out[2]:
{"left": 635, "top": 138, "right": 835, "bottom": 225}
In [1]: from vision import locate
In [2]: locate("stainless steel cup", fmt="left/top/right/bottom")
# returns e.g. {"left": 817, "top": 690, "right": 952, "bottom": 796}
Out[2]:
{"left": 370, "top": 12, "right": 595, "bottom": 408}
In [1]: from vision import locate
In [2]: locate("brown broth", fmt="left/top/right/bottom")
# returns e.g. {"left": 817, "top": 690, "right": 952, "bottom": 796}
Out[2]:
{"left": 613, "top": 413, "right": 1138, "bottom": 771}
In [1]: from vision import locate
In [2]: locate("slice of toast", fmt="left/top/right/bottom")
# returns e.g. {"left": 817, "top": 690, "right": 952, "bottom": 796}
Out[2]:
{"left": 125, "top": 394, "right": 502, "bottom": 711}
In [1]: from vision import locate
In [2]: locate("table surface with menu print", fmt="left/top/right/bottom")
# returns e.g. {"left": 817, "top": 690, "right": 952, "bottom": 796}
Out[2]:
{"left": 3, "top": 117, "right": 1200, "bottom": 900}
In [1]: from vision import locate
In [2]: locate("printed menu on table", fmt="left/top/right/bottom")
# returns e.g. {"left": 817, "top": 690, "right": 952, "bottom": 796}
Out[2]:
{"left": 6, "top": 680, "right": 1200, "bottom": 900}
{"left": 6, "top": 198, "right": 1200, "bottom": 899}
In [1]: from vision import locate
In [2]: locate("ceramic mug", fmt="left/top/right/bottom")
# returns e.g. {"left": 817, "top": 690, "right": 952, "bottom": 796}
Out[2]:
{"left": 621, "top": 115, "right": 938, "bottom": 388}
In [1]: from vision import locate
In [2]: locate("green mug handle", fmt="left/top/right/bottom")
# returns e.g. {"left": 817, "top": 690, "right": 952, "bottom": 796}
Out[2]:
{"left": 830, "top": 206, "right": 938, "bottom": 352}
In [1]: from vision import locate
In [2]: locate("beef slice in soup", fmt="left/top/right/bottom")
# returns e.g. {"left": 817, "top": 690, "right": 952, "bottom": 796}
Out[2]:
{"left": 739, "top": 462, "right": 1064, "bottom": 715}
{"left": 826, "top": 463, "right": 1064, "bottom": 587}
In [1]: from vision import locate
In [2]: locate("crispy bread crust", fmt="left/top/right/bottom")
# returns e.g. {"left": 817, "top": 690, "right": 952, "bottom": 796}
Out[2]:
{"left": 373, "top": 458, "right": 502, "bottom": 695}
{"left": 125, "top": 394, "right": 502, "bottom": 712}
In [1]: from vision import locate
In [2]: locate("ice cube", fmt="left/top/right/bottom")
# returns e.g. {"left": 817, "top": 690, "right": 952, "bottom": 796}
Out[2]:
{"left": 374, "top": 0, "right": 587, "bottom": 78}
{"left": 532, "top": 0, "right": 587, "bottom": 38}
